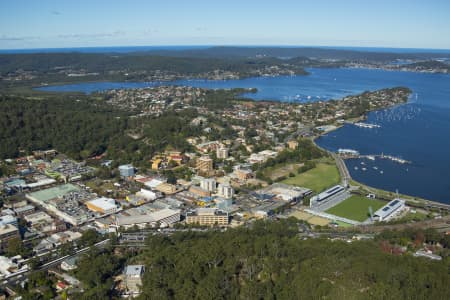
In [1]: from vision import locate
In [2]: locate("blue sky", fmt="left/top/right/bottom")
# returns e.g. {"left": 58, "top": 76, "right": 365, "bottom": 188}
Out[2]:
{"left": 1, "top": 0, "right": 450, "bottom": 49}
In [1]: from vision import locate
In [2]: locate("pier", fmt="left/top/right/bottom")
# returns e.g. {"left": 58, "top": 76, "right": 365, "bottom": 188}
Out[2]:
{"left": 337, "top": 150, "right": 411, "bottom": 164}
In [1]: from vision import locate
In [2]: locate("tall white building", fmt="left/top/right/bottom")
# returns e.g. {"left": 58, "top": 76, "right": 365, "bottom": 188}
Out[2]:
{"left": 218, "top": 183, "right": 234, "bottom": 199}
{"left": 200, "top": 178, "right": 216, "bottom": 192}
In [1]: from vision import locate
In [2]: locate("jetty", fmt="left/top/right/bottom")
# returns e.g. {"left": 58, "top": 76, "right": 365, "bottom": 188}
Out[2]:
{"left": 354, "top": 122, "right": 381, "bottom": 129}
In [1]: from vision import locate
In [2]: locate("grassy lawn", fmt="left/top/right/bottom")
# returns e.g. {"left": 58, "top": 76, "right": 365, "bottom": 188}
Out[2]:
{"left": 262, "top": 162, "right": 300, "bottom": 181}
{"left": 326, "top": 195, "right": 386, "bottom": 222}
{"left": 282, "top": 162, "right": 340, "bottom": 192}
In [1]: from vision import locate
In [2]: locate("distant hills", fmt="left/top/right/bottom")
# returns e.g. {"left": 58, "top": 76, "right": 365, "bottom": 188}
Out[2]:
{"left": 130, "top": 46, "right": 450, "bottom": 62}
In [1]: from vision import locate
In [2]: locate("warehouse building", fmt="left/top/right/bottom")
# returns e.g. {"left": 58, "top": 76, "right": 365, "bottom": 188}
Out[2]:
{"left": 86, "top": 197, "right": 120, "bottom": 215}
{"left": 255, "top": 183, "right": 312, "bottom": 203}
{"left": 119, "top": 164, "right": 135, "bottom": 178}
{"left": 114, "top": 208, "right": 181, "bottom": 229}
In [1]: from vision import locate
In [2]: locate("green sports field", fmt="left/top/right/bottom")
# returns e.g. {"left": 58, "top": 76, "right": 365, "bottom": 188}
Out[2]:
{"left": 326, "top": 195, "right": 386, "bottom": 222}
{"left": 282, "top": 162, "right": 340, "bottom": 192}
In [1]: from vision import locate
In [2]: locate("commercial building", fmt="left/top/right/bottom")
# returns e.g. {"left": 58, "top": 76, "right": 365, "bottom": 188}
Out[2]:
{"left": 13, "top": 205, "right": 35, "bottom": 217}
{"left": 26, "top": 184, "right": 93, "bottom": 225}
{"left": 115, "top": 208, "right": 181, "bottom": 229}
{"left": 196, "top": 156, "right": 213, "bottom": 173}
{"left": 218, "top": 183, "right": 234, "bottom": 199}
{"left": 200, "top": 178, "right": 216, "bottom": 192}
{"left": 119, "top": 164, "right": 135, "bottom": 178}
{"left": 373, "top": 198, "right": 406, "bottom": 222}
{"left": 86, "top": 197, "right": 120, "bottom": 215}
{"left": 24, "top": 211, "right": 55, "bottom": 232}
{"left": 124, "top": 265, "right": 145, "bottom": 295}
{"left": 0, "top": 225, "right": 20, "bottom": 251}
{"left": 185, "top": 208, "right": 229, "bottom": 226}
{"left": 256, "top": 183, "right": 312, "bottom": 203}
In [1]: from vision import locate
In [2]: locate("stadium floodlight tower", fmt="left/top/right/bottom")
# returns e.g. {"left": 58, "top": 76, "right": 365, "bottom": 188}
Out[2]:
{"left": 368, "top": 206, "right": 374, "bottom": 221}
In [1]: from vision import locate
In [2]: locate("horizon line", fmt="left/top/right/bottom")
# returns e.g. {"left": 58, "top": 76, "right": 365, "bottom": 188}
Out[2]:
{"left": 1, "top": 44, "right": 450, "bottom": 53}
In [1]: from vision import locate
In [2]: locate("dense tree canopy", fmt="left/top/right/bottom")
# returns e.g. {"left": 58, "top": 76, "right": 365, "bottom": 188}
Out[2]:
{"left": 0, "top": 95, "right": 127, "bottom": 159}
{"left": 135, "top": 219, "right": 450, "bottom": 300}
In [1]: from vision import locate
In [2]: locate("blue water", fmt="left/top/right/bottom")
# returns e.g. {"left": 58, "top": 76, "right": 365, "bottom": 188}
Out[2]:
{"left": 35, "top": 68, "right": 450, "bottom": 203}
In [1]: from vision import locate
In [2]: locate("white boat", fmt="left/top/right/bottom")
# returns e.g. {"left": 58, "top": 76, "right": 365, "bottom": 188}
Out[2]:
{"left": 373, "top": 166, "right": 378, "bottom": 170}
{"left": 380, "top": 171, "right": 384, "bottom": 174}
{"left": 354, "top": 167, "right": 358, "bottom": 170}
{"left": 362, "top": 167, "right": 367, "bottom": 171}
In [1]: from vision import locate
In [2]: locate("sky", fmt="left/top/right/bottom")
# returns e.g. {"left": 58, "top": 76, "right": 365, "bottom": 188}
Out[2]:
{"left": 1, "top": 0, "right": 450, "bottom": 50}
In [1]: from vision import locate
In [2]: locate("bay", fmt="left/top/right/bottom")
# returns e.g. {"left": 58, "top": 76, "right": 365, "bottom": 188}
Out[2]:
{"left": 35, "top": 68, "right": 450, "bottom": 203}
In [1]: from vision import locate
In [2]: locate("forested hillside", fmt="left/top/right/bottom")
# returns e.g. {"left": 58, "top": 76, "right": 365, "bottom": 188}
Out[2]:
{"left": 134, "top": 219, "right": 450, "bottom": 300}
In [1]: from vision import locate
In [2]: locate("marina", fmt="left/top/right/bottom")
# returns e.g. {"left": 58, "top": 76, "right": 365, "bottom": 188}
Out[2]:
{"left": 337, "top": 149, "right": 411, "bottom": 165}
